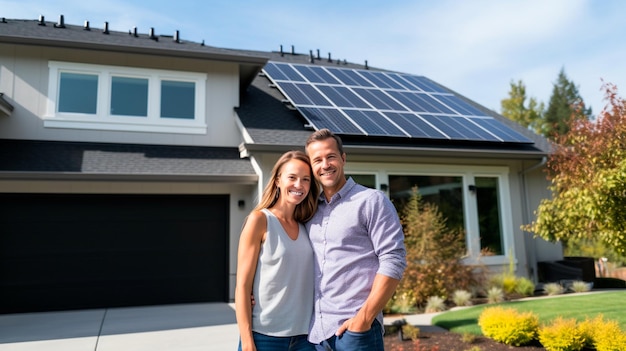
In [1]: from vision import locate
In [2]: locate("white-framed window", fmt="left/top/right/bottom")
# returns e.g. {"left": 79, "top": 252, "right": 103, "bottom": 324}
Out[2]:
{"left": 346, "top": 163, "right": 514, "bottom": 266}
{"left": 45, "top": 61, "right": 207, "bottom": 134}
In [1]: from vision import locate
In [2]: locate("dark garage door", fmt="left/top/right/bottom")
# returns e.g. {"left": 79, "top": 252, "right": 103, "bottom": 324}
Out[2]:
{"left": 0, "top": 193, "right": 229, "bottom": 314}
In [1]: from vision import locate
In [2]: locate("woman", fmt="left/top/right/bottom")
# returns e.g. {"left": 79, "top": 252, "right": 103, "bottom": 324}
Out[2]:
{"left": 235, "top": 150, "right": 319, "bottom": 351}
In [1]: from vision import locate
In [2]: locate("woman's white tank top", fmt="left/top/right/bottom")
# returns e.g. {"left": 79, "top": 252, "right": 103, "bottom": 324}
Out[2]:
{"left": 251, "top": 209, "right": 314, "bottom": 336}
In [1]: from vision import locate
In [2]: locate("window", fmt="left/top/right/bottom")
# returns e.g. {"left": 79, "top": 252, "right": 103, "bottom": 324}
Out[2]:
{"left": 389, "top": 175, "right": 465, "bottom": 235}
{"left": 347, "top": 173, "right": 377, "bottom": 189}
{"left": 111, "top": 76, "right": 148, "bottom": 117}
{"left": 475, "top": 177, "right": 504, "bottom": 255}
{"left": 58, "top": 72, "right": 98, "bottom": 114}
{"left": 46, "top": 61, "right": 207, "bottom": 134}
{"left": 346, "top": 163, "right": 513, "bottom": 265}
{"left": 161, "top": 80, "right": 195, "bottom": 119}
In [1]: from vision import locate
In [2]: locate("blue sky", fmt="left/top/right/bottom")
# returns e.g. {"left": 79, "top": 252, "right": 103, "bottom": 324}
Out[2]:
{"left": 3, "top": 0, "right": 625, "bottom": 116}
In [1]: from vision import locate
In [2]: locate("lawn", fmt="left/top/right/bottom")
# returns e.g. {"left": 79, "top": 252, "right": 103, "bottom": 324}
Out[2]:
{"left": 432, "top": 290, "right": 626, "bottom": 335}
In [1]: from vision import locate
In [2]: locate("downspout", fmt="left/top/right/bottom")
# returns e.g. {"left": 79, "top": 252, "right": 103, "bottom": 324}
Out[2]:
{"left": 519, "top": 156, "right": 547, "bottom": 283}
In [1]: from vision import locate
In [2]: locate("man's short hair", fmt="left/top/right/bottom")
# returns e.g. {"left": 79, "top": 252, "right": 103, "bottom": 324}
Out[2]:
{"left": 305, "top": 128, "right": 344, "bottom": 155}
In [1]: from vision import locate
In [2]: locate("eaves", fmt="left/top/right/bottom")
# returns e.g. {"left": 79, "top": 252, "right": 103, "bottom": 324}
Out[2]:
{"left": 239, "top": 142, "right": 548, "bottom": 160}
{"left": 0, "top": 171, "right": 258, "bottom": 184}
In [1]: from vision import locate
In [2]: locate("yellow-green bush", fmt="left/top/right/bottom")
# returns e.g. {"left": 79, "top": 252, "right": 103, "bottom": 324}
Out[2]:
{"left": 592, "top": 317, "right": 626, "bottom": 351}
{"left": 576, "top": 315, "right": 601, "bottom": 349}
{"left": 501, "top": 275, "right": 518, "bottom": 294}
{"left": 514, "top": 276, "right": 536, "bottom": 296}
{"left": 537, "top": 314, "right": 626, "bottom": 351}
{"left": 478, "top": 306, "right": 538, "bottom": 346}
{"left": 538, "top": 317, "right": 585, "bottom": 351}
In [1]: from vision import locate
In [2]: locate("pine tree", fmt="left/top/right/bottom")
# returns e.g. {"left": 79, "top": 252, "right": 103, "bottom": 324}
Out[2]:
{"left": 500, "top": 80, "right": 544, "bottom": 135}
{"left": 542, "top": 68, "right": 592, "bottom": 139}
{"left": 394, "top": 188, "right": 474, "bottom": 308}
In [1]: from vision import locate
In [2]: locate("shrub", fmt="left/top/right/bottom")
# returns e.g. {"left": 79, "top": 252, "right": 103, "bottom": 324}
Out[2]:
{"left": 486, "top": 286, "right": 504, "bottom": 304}
{"left": 386, "top": 291, "right": 418, "bottom": 314}
{"left": 515, "top": 277, "right": 536, "bottom": 296}
{"left": 570, "top": 280, "right": 591, "bottom": 293}
{"left": 396, "top": 188, "right": 477, "bottom": 308}
{"left": 577, "top": 315, "right": 601, "bottom": 349}
{"left": 478, "top": 306, "right": 539, "bottom": 346}
{"left": 487, "top": 259, "right": 535, "bottom": 298}
{"left": 543, "top": 282, "right": 564, "bottom": 296}
{"left": 461, "top": 332, "right": 477, "bottom": 343}
{"left": 424, "top": 296, "right": 446, "bottom": 313}
{"left": 592, "top": 317, "right": 626, "bottom": 351}
{"left": 451, "top": 289, "right": 473, "bottom": 307}
{"left": 538, "top": 317, "right": 585, "bottom": 351}
{"left": 401, "top": 324, "right": 420, "bottom": 341}
{"left": 501, "top": 274, "right": 518, "bottom": 295}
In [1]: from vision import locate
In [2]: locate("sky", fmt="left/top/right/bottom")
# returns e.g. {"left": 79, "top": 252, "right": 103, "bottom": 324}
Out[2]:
{"left": 3, "top": 0, "right": 625, "bottom": 116}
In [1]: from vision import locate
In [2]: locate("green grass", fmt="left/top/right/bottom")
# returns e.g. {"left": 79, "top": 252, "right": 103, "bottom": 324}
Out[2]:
{"left": 432, "top": 290, "right": 626, "bottom": 335}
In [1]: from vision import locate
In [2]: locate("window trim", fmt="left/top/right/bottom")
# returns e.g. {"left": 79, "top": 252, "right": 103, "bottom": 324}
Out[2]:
{"left": 45, "top": 61, "right": 207, "bottom": 134}
{"left": 346, "top": 162, "right": 515, "bottom": 266}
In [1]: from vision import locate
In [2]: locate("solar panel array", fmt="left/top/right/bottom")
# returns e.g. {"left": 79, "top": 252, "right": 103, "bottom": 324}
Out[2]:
{"left": 263, "top": 61, "right": 532, "bottom": 143}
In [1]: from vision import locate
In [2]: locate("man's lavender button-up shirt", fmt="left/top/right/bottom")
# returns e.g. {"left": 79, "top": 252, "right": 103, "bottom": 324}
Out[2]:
{"left": 306, "top": 178, "right": 407, "bottom": 344}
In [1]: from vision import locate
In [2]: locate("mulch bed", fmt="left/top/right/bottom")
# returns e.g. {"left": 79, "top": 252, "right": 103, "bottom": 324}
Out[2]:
{"left": 384, "top": 330, "right": 546, "bottom": 350}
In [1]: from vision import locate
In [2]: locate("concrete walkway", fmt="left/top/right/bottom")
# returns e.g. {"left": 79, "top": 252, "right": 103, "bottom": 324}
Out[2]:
{"left": 0, "top": 303, "right": 445, "bottom": 351}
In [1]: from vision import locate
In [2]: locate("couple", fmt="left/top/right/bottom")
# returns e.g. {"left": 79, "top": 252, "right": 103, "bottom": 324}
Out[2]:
{"left": 235, "top": 129, "right": 407, "bottom": 351}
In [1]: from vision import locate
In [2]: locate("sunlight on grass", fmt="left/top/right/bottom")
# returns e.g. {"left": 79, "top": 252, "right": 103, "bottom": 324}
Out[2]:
{"left": 432, "top": 291, "right": 626, "bottom": 335}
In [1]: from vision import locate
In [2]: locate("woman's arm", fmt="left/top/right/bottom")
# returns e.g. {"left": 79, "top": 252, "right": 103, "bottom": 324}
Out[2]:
{"left": 234, "top": 211, "right": 266, "bottom": 351}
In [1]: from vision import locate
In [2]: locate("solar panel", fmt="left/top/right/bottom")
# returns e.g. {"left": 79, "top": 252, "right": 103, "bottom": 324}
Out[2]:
{"left": 383, "top": 112, "right": 447, "bottom": 139}
{"left": 316, "top": 86, "right": 370, "bottom": 108}
{"left": 263, "top": 61, "right": 533, "bottom": 144}
{"left": 343, "top": 110, "right": 408, "bottom": 137}
{"left": 299, "top": 107, "right": 364, "bottom": 135}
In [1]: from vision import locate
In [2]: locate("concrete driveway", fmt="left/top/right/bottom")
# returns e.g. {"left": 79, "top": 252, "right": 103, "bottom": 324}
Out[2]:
{"left": 0, "top": 303, "right": 239, "bottom": 351}
{"left": 0, "top": 302, "right": 444, "bottom": 350}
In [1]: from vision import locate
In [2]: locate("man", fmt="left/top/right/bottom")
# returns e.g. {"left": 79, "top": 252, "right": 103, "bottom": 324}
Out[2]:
{"left": 304, "top": 128, "right": 407, "bottom": 351}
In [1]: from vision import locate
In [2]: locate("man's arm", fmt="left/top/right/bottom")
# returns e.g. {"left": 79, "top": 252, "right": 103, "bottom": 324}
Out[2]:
{"left": 336, "top": 273, "right": 400, "bottom": 334}
{"left": 335, "top": 191, "right": 406, "bottom": 335}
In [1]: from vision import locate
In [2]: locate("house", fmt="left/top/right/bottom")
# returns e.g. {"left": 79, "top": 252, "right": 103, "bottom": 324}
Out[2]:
{"left": 0, "top": 15, "right": 562, "bottom": 314}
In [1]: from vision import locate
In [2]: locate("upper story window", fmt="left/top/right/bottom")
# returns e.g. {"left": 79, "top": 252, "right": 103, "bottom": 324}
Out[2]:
{"left": 46, "top": 61, "right": 207, "bottom": 134}
{"left": 58, "top": 72, "right": 98, "bottom": 114}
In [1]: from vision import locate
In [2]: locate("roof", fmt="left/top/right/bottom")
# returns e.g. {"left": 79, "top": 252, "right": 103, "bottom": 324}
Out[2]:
{"left": 0, "top": 17, "right": 269, "bottom": 89}
{"left": 1, "top": 16, "right": 552, "bottom": 170}
{"left": 0, "top": 140, "right": 257, "bottom": 183}
{"left": 236, "top": 50, "right": 552, "bottom": 159}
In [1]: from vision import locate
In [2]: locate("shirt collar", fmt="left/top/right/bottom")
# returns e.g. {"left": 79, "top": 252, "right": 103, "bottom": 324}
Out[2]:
{"left": 319, "top": 177, "right": 355, "bottom": 204}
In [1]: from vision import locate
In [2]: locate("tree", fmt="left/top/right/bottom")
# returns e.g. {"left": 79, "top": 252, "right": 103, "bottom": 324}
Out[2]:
{"left": 500, "top": 79, "right": 544, "bottom": 135}
{"left": 392, "top": 187, "right": 475, "bottom": 310}
{"left": 541, "top": 68, "right": 592, "bottom": 139}
{"left": 523, "top": 82, "right": 626, "bottom": 255}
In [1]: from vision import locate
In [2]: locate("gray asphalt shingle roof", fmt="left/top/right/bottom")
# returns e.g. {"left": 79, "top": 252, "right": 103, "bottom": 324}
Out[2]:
{"left": 0, "top": 140, "right": 257, "bottom": 182}
{"left": 0, "top": 17, "right": 268, "bottom": 64}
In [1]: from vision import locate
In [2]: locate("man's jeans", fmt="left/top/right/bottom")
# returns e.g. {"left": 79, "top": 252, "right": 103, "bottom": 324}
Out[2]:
{"left": 314, "top": 320, "right": 383, "bottom": 351}
{"left": 238, "top": 333, "right": 315, "bottom": 351}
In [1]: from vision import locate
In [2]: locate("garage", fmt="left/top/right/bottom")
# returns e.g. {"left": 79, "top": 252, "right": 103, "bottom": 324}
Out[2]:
{"left": 0, "top": 193, "right": 229, "bottom": 314}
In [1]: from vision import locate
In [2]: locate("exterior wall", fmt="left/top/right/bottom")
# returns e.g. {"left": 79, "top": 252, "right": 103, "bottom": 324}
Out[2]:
{"left": 0, "top": 43, "right": 242, "bottom": 148}
{"left": 520, "top": 162, "right": 563, "bottom": 281}
{"left": 301, "top": 152, "right": 557, "bottom": 281}
{"left": 0, "top": 179, "right": 255, "bottom": 301}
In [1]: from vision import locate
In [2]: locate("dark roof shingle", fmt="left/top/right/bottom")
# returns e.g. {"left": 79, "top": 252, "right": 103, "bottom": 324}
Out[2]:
{"left": 0, "top": 140, "right": 257, "bottom": 182}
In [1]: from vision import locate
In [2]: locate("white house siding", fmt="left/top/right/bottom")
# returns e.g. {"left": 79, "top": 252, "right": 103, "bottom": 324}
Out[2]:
{"left": 0, "top": 43, "right": 242, "bottom": 148}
